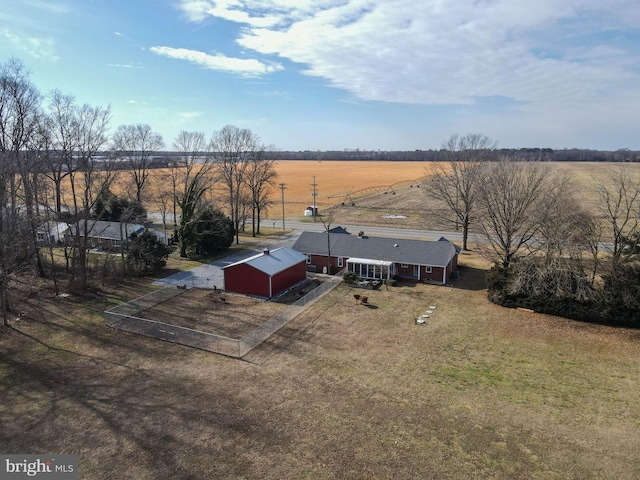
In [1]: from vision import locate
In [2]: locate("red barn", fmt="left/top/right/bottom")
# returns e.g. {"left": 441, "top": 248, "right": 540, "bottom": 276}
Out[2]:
{"left": 222, "top": 247, "right": 308, "bottom": 298}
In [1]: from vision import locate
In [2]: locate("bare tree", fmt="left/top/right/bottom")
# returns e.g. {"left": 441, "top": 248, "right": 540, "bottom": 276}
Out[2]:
{"left": 62, "top": 100, "right": 112, "bottom": 290}
{"left": 211, "top": 125, "right": 262, "bottom": 245}
{"left": 44, "top": 90, "right": 79, "bottom": 214}
{"left": 476, "top": 159, "right": 551, "bottom": 268}
{"left": 593, "top": 165, "right": 640, "bottom": 273}
{"left": 151, "top": 188, "right": 172, "bottom": 243}
{"left": 111, "top": 123, "right": 164, "bottom": 203}
{"left": 172, "top": 131, "right": 215, "bottom": 257}
{"left": 0, "top": 58, "right": 42, "bottom": 323}
{"left": 20, "top": 111, "right": 49, "bottom": 279}
{"left": 428, "top": 133, "right": 496, "bottom": 251}
{"left": 243, "top": 148, "right": 277, "bottom": 236}
{"left": 534, "top": 175, "right": 596, "bottom": 265}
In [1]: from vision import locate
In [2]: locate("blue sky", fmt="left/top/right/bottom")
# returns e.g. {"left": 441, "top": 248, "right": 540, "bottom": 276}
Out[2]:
{"left": 2, "top": 0, "right": 640, "bottom": 151}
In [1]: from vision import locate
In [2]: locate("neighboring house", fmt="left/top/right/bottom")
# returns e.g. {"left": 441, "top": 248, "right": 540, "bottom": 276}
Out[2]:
{"left": 292, "top": 230, "right": 460, "bottom": 285}
{"left": 328, "top": 226, "right": 350, "bottom": 235}
{"left": 223, "top": 247, "right": 308, "bottom": 298}
{"left": 65, "top": 220, "right": 146, "bottom": 250}
{"left": 147, "top": 228, "right": 171, "bottom": 246}
{"left": 36, "top": 221, "right": 70, "bottom": 245}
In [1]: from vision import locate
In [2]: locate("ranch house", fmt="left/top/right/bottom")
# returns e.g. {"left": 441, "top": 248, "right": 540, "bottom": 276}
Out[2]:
{"left": 222, "top": 247, "right": 308, "bottom": 298}
{"left": 36, "top": 221, "right": 70, "bottom": 246}
{"left": 65, "top": 220, "right": 146, "bottom": 250}
{"left": 292, "top": 231, "right": 459, "bottom": 285}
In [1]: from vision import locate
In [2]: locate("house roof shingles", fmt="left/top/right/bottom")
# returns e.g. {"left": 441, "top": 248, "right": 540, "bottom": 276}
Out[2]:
{"left": 69, "top": 220, "right": 146, "bottom": 240}
{"left": 292, "top": 232, "right": 457, "bottom": 267}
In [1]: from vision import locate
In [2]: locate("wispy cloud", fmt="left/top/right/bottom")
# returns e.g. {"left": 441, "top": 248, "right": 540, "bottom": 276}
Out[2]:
{"left": 23, "top": 0, "right": 72, "bottom": 15}
{"left": 177, "top": 111, "right": 203, "bottom": 121}
{"left": 149, "top": 46, "right": 283, "bottom": 76}
{"left": 1, "top": 28, "right": 58, "bottom": 60}
{"left": 108, "top": 63, "right": 145, "bottom": 69}
{"left": 178, "top": 0, "right": 640, "bottom": 112}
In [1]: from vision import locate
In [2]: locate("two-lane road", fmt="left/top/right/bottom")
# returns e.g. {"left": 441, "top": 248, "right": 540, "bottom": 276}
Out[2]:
{"left": 268, "top": 219, "right": 473, "bottom": 244}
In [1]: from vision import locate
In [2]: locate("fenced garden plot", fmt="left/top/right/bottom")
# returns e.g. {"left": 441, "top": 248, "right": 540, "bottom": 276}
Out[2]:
{"left": 104, "top": 277, "right": 342, "bottom": 358}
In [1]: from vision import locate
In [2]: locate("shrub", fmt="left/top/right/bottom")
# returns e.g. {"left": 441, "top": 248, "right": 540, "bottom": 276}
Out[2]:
{"left": 360, "top": 295, "right": 368, "bottom": 304}
{"left": 600, "top": 262, "right": 640, "bottom": 327}
{"left": 126, "top": 230, "right": 174, "bottom": 275}
{"left": 343, "top": 271, "right": 358, "bottom": 284}
{"left": 353, "top": 294, "right": 361, "bottom": 302}
{"left": 385, "top": 279, "right": 397, "bottom": 287}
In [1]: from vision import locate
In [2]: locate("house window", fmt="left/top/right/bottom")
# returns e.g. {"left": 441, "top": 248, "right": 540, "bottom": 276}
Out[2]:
{"left": 306, "top": 255, "right": 311, "bottom": 264}
{"left": 425, "top": 266, "right": 432, "bottom": 273}
{"left": 401, "top": 263, "right": 408, "bottom": 268}
{"left": 337, "top": 257, "right": 344, "bottom": 268}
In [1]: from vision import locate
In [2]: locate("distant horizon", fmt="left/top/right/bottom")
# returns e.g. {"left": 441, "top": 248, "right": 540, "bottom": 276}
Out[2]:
{"left": 2, "top": 1, "right": 640, "bottom": 151}
{"left": 99, "top": 147, "right": 639, "bottom": 156}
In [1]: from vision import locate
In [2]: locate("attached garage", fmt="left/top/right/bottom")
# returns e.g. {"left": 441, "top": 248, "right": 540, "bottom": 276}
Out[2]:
{"left": 222, "top": 247, "right": 308, "bottom": 298}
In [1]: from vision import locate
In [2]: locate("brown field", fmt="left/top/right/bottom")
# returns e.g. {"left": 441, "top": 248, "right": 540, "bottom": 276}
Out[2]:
{"left": 268, "top": 160, "right": 438, "bottom": 217}
{"left": 55, "top": 161, "right": 640, "bottom": 230}
{"left": 123, "top": 160, "right": 440, "bottom": 219}
{"left": 1, "top": 252, "right": 639, "bottom": 479}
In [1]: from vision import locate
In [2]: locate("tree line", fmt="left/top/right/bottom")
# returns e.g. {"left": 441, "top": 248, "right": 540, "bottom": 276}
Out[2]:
{"left": 0, "top": 58, "right": 278, "bottom": 324}
{"left": 428, "top": 134, "right": 640, "bottom": 327}
{"left": 263, "top": 148, "right": 639, "bottom": 162}
{"left": 128, "top": 147, "right": 639, "bottom": 164}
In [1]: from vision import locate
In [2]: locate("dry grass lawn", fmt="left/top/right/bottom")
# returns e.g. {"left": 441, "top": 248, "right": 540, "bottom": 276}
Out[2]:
{"left": 1, "top": 252, "right": 639, "bottom": 479}
{"left": 137, "top": 289, "right": 287, "bottom": 338}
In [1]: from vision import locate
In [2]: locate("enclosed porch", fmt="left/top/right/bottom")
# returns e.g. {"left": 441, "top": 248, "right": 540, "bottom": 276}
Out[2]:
{"left": 346, "top": 258, "right": 395, "bottom": 281}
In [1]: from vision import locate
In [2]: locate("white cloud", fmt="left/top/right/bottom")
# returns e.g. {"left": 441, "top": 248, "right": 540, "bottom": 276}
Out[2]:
{"left": 1, "top": 28, "right": 58, "bottom": 60}
{"left": 149, "top": 45, "right": 283, "bottom": 76}
{"left": 179, "top": 0, "right": 279, "bottom": 26}
{"left": 179, "top": 0, "right": 215, "bottom": 22}
{"left": 178, "top": 0, "right": 640, "bottom": 111}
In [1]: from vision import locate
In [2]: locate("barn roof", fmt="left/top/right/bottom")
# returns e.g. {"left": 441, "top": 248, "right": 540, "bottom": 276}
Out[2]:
{"left": 292, "top": 232, "right": 458, "bottom": 267}
{"left": 223, "top": 247, "right": 307, "bottom": 276}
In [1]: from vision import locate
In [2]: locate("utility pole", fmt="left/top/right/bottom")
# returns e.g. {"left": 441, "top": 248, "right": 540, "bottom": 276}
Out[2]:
{"left": 311, "top": 175, "right": 318, "bottom": 222}
{"left": 279, "top": 182, "right": 287, "bottom": 231}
